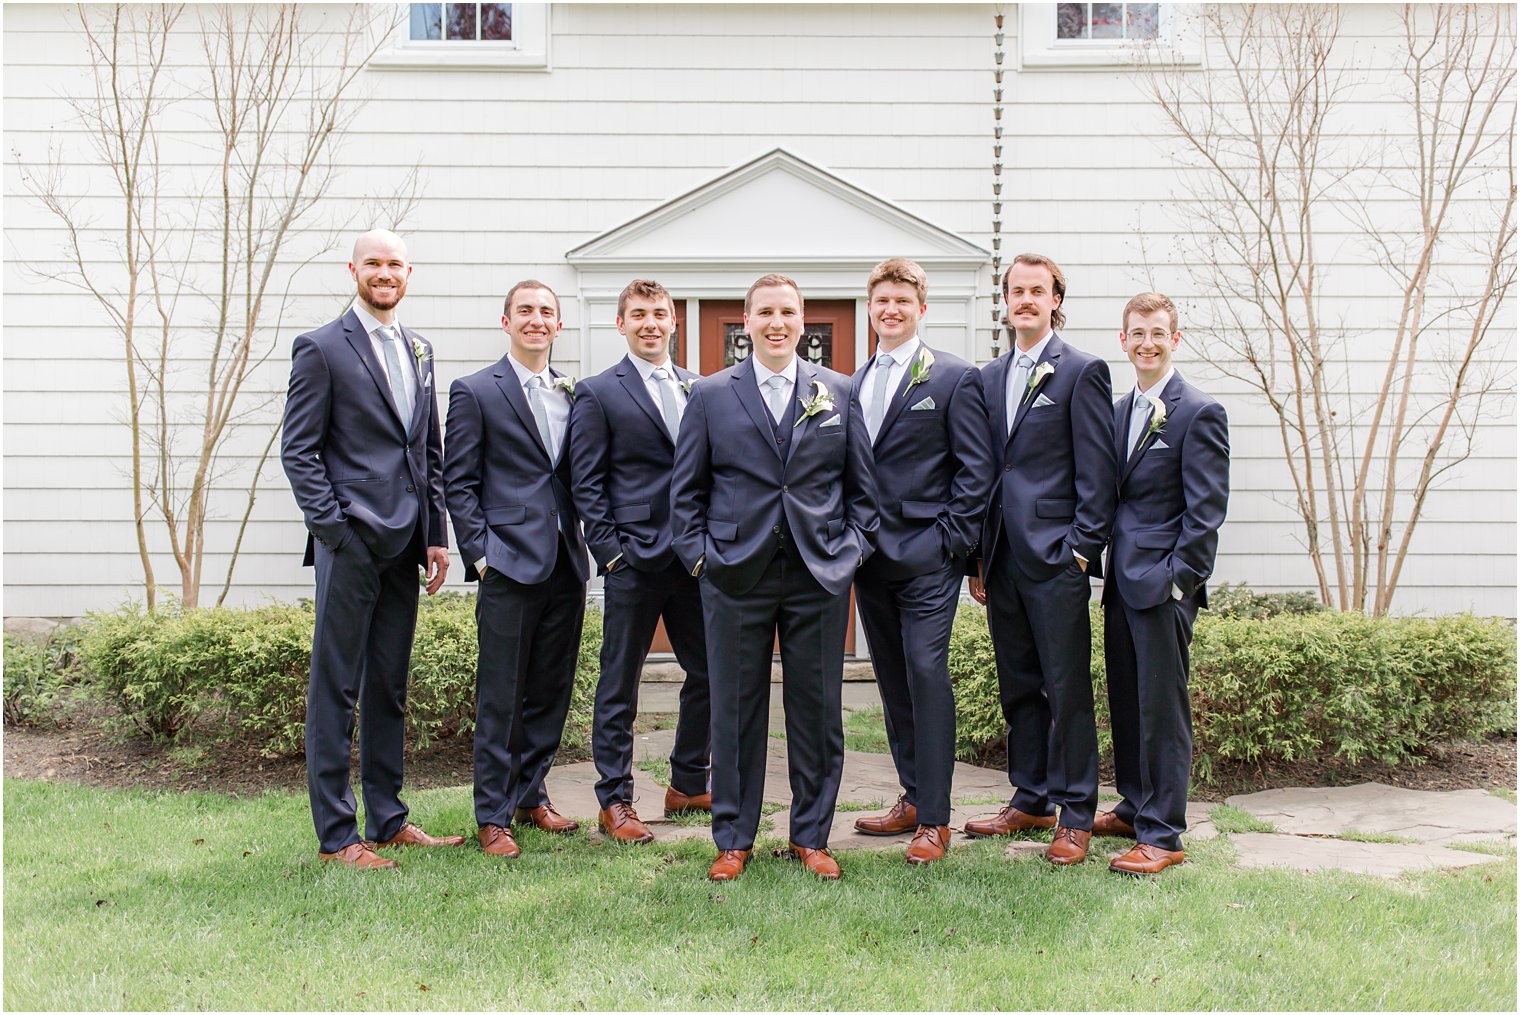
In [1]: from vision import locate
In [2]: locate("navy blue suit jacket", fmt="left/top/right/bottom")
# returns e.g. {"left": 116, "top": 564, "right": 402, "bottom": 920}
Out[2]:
{"left": 978, "top": 334, "right": 1117, "bottom": 580}
{"left": 670, "top": 357, "right": 880, "bottom": 597}
{"left": 281, "top": 309, "right": 446, "bottom": 566}
{"left": 1106, "top": 372, "right": 1230, "bottom": 610}
{"left": 568, "top": 355, "right": 700, "bottom": 574}
{"left": 852, "top": 345, "right": 995, "bottom": 581}
{"left": 443, "top": 355, "right": 590, "bottom": 585}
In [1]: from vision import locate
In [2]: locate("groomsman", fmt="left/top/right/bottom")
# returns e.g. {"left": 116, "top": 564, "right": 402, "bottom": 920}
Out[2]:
{"left": 444, "top": 280, "right": 590, "bottom": 859}
{"left": 569, "top": 279, "right": 711, "bottom": 844}
{"left": 281, "top": 229, "right": 462, "bottom": 869}
{"left": 849, "top": 258, "right": 994, "bottom": 865}
{"left": 1097, "top": 292, "right": 1229, "bottom": 874}
{"left": 965, "top": 253, "right": 1117, "bottom": 866}
{"left": 671, "top": 274, "right": 879, "bottom": 882}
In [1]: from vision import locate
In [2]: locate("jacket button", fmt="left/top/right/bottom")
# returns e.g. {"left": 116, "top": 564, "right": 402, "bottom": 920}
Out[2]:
{"left": 776, "top": 435, "right": 784, "bottom": 443}
{"left": 406, "top": 485, "right": 415, "bottom": 492}
{"left": 550, "top": 508, "right": 558, "bottom": 516}
{"left": 1004, "top": 464, "right": 1012, "bottom": 472}
{"left": 772, "top": 525, "right": 781, "bottom": 534}
{"left": 783, "top": 485, "right": 789, "bottom": 492}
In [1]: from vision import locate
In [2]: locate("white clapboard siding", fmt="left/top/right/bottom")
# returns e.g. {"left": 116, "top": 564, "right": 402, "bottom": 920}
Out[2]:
{"left": 2, "top": 2, "right": 1512, "bottom": 619}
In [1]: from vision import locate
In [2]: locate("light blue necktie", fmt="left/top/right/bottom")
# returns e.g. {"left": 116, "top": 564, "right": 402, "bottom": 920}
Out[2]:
{"left": 1007, "top": 354, "right": 1034, "bottom": 435}
{"left": 528, "top": 375, "right": 556, "bottom": 460}
{"left": 1128, "top": 392, "right": 1153, "bottom": 457}
{"left": 650, "top": 367, "right": 681, "bottom": 440}
{"left": 765, "top": 375, "right": 789, "bottom": 425}
{"left": 376, "top": 326, "right": 413, "bottom": 423}
{"left": 867, "top": 351, "right": 895, "bottom": 441}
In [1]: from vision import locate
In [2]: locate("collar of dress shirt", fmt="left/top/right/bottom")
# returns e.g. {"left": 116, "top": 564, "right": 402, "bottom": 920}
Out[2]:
{"left": 752, "top": 354, "right": 798, "bottom": 391}
{"left": 506, "top": 351, "right": 557, "bottom": 392}
{"left": 875, "top": 335, "right": 920, "bottom": 372}
{"left": 629, "top": 354, "right": 675, "bottom": 384}
{"left": 351, "top": 301, "right": 399, "bottom": 340}
{"left": 1134, "top": 367, "right": 1177, "bottom": 401}
{"left": 1012, "top": 330, "right": 1053, "bottom": 366}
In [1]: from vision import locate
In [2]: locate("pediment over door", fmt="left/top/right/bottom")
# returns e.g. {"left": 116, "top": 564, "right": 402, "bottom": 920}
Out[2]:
{"left": 566, "top": 148, "right": 989, "bottom": 270}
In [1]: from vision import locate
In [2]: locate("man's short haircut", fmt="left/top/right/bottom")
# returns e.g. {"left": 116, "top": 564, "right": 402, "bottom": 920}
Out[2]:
{"left": 617, "top": 278, "right": 674, "bottom": 319}
{"left": 1122, "top": 291, "right": 1178, "bottom": 333}
{"left": 744, "top": 273, "right": 804, "bottom": 314}
{"left": 1001, "top": 253, "right": 1067, "bottom": 331}
{"left": 867, "top": 257, "right": 928, "bottom": 304}
{"left": 503, "top": 279, "right": 560, "bottom": 317}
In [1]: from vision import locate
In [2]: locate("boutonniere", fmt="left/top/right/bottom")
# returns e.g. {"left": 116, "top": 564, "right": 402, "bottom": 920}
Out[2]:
{"left": 1022, "top": 361, "right": 1055, "bottom": 404}
{"left": 412, "top": 337, "right": 430, "bottom": 369}
{"left": 553, "top": 375, "right": 576, "bottom": 399}
{"left": 1145, "top": 396, "right": 1167, "bottom": 439}
{"left": 905, "top": 346, "right": 935, "bottom": 391}
{"left": 793, "top": 379, "right": 836, "bottom": 427}
{"left": 679, "top": 377, "right": 693, "bottom": 395}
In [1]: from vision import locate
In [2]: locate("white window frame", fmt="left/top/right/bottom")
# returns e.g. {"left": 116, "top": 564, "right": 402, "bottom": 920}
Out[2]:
{"left": 369, "top": 2, "right": 551, "bottom": 71}
{"left": 1020, "top": 3, "right": 1202, "bottom": 70}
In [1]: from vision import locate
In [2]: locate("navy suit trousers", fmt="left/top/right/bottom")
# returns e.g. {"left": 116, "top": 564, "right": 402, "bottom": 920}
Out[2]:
{"left": 307, "top": 535, "right": 420, "bottom": 853}
{"left": 1103, "top": 593, "right": 1198, "bottom": 851}
{"left": 702, "top": 544, "right": 849, "bottom": 851}
{"left": 472, "top": 539, "right": 587, "bottom": 828}
{"left": 985, "top": 542, "right": 1099, "bottom": 830}
{"left": 593, "top": 560, "right": 711, "bottom": 808}
{"left": 855, "top": 562, "right": 961, "bottom": 825}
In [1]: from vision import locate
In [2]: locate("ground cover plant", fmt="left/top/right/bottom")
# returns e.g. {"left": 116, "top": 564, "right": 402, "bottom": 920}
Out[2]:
{"left": 3, "top": 778, "right": 1513, "bottom": 1011}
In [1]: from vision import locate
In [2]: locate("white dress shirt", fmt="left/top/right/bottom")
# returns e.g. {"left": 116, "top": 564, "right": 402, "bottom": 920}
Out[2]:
{"left": 629, "top": 354, "right": 688, "bottom": 418}
{"left": 352, "top": 301, "right": 416, "bottom": 392}
{"left": 752, "top": 354, "right": 799, "bottom": 425}
{"left": 865, "top": 335, "right": 920, "bottom": 440}
{"left": 507, "top": 351, "right": 570, "bottom": 456}
{"left": 1005, "top": 330, "right": 1053, "bottom": 431}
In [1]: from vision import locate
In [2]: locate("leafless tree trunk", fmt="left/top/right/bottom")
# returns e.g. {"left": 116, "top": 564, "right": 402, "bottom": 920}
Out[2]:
{"left": 16, "top": 3, "right": 412, "bottom": 609}
{"left": 1140, "top": 3, "right": 1514, "bottom": 615}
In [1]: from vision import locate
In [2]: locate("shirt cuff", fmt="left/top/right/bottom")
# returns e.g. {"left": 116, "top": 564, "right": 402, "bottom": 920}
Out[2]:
{"left": 475, "top": 556, "right": 488, "bottom": 576}
{"left": 606, "top": 552, "right": 623, "bottom": 574}
{"left": 1073, "top": 549, "right": 1088, "bottom": 565}
{"left": 1171, "top": 582, "right": 1184, "bottom": 600}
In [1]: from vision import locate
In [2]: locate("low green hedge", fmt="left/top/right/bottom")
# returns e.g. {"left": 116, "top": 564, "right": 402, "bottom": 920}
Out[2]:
{"left": 950, "top": 604, "right": 1516, "bottom": 783}
{"left": 72, "top": 594, "right": 602, "bottom": 758}
{"left": 2, "top": 628, "right": 86, "bottom": 728}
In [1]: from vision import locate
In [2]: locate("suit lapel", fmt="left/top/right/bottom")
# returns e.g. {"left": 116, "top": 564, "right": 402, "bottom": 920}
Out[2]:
{"left": 398, "top": 325, "right": 430, "bottom": 439}
{"left": 729, "top": 358, "right": 783, "bottom": 461}
{"left": 1120, "top": 372, "right": 1185, "bottom": 486}
{"left": 493, "top": 358, "right": 552, "bottom": 463}
{"left": 785, "top": 360, "right": 821, "bottom": 466}
{"left": 988, "top": 353, "right": 1011, "bottom": 458}
{"left": 873, "top": 345, "right": 925, "bottom": 450}
{"left": 1113, "top": 395, "right": 1131, "bottom": 490}
{"left": 616, "top": 356, "right": 671, "bottom": 444}
{"left": 343, "top": 312, "right": 406, "bottom": 436}
{"left": 1007, "top": 336, "right": 1063, "bottom": 444}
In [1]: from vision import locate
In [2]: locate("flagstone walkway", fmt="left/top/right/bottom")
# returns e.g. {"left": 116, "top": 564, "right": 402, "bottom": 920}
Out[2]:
{"left": 538, "top": 679, "right": 1515, "bottom": 878}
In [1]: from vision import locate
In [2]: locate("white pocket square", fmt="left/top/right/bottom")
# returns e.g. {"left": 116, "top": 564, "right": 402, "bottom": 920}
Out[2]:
{"left": 1033, "top": 393, "right": 1056, "bottom": 408}
{"left": 1152, "top": 439, "right": 1170, "bottom": 450}
{"left": 818, "top": 414, "right": 842, "bottom": 428}
{"left": 910, "top": 396, "right": 936, "bottom": 411}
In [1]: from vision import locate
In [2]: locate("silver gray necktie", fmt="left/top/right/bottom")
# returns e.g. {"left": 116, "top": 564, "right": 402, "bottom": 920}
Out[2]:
{"left": 867, "top": 351, "right": 895, "bottom": 441}
{"left": 1007, "top": 354, "right": 1034, "bottom": 435}
{"left": 377, "top": 326, "right": 413, "bottom": 423}
{"left": 528, "top": 375, "right": 556, "bottom": 460}
{"left": 1128, "top": 392, "right": 1153, "bottom": 457}
{"left": 766, "top": 375, "right": 789, "bottom": 424}
{"left": 650, "top": 366, "right": 681, "bottom": 440}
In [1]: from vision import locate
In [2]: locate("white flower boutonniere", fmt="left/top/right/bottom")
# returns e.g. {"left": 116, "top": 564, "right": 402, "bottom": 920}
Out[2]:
{"left": 679, "top": 377, "right": 694, "bottom": 395}
{"left": 1023, "top": 361, "right": 1055, "bottom": 404}
{"left": 1146, "top": 395, "right": 1168, "bottom": 439}
{"left": 794, "top": 379, "right": 836, "bottom": 427}
{"left": 905, "top": 346, "right": 935, "bottom": 392}
{"left": 412, "top": 337, "right": 430, "bottom": 369}
{"left": 553, "top": 375, "right": 577, "bottom": 399}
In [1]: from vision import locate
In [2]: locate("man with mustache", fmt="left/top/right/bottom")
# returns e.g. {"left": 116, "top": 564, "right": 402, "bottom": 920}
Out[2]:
{"left": 281, "top": 229, "right": 460, "bottom": 869}
{"left": 966, "top": 253, "right": 1117, "bottom": 866}
{"left": 444, "top": 280, "right": 590, "bottom": 858}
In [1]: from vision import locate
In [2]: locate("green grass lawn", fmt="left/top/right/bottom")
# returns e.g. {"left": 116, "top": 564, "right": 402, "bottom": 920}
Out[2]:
{"left": 4, "top": 778, "right": 1514, "bottom": 1011}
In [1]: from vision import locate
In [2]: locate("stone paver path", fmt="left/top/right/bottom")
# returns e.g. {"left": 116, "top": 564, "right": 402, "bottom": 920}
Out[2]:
{"left": 535, "top": 680, "right": 1514, "bottom": 877}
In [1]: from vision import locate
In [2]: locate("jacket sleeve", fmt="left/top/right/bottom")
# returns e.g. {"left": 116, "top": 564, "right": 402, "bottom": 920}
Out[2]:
{"left": 442, "top": 379, "right": 488, "bottom": 580}
{"left": 1068, "top": 355, "right": 1118, "bottom": 572}
{"left": 844, "top": 390, "right": 880, "bottom": 565}
{"left": 668, "top": 384, "right": 712, "bottom": 575}
{"left": 1170, "top": 400, "right": 1230, "bottom": 595}
{"left": 280, "top": 333, "right": 354, "bottom": 552}
{"left": 944, "top": 365, "right": 995, "bottom": 560}
{"left": 567, "top": 383, "right": 621, "bottom": 570}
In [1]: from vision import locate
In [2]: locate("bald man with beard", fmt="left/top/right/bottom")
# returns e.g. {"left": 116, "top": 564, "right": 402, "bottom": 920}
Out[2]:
{"left": 281, "top": 230, "right": 461, "bottom": 869}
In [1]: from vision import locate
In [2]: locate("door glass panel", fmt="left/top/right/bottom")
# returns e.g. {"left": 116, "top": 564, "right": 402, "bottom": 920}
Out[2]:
{"left": 723, "top": 323, "right": 752, "bottom": 366}
{"left": 800, "top": 324, "right": 833, "bottom": 368}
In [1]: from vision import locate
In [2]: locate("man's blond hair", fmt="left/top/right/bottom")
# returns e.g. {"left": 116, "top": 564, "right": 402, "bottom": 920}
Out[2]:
{"left": 1122, "top": 291, "right": 1178, "bottom": 333}
{"left": 744, "top": 273, "right": 803, "bottom": 314}
{"left": 867, "top": 257, "right": 928, "bottom": 304}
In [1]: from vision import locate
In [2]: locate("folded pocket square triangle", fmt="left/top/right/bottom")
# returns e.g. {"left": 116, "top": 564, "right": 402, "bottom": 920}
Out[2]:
{"left": 910, "top": 396, "right": 935, "bottom": 410}
{"left": 818, "top": 414, "right": 842, "bottom": 427}
{"left": 1152, "top": 438, "right": 1170, "bottom": 449}
{"left": 1033, "top": 393, "right": 1055, "bottom": 408}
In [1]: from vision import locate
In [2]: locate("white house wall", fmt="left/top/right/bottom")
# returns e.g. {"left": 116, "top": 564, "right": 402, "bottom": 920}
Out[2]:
{"left": 2, "top": 3, "right": 1513, "bottom": 618}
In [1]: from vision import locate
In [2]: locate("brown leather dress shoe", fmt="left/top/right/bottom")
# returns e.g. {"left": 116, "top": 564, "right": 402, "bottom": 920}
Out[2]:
{"left": 904, "top": 824, "right": 951, "bottom": 865}
{"left": 785, "top": 843, "right": 842, "bottom": 880}
{"left": 708, "top": 849, "right": 751, "bottom": 881}
{"left": 598, "top": 802, "right": 655, "bottom": 844}
{"left": 477, "top": 824, "right": 521, "bottom": 858}
{"left": 318, "top": 842, "right": 397, "bottom": 870}
{"left": 664, "top": 786, "right": 712, "bottom": 815}
{"left": 1092, "top": 810, "right": 1137, "bottom": 838}
{"left": 962, "top": 805, "right": 1058, "bottom": 838}
{"left": 854, "top": 795, "right": 918, "bottom": 836}
{"left": 1110, "top": 842, "right": 1185, "bottom": 875}
{"left": 1045, "top": 826, "right": 1092, "bottom": 865}
{"left": 514, "top": 804, "right": 580, "bottom": 834}
{"left": 373, "top": 822, "right": 467, "bottom": 848}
